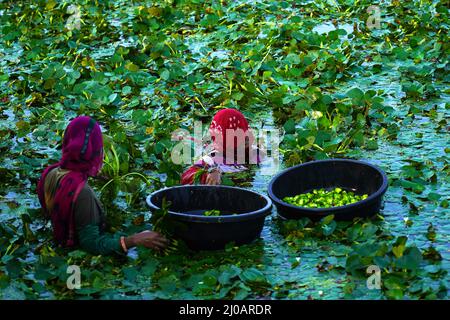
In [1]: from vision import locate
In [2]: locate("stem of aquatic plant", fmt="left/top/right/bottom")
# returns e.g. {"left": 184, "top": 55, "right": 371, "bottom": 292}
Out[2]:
{"left": 99, "top": 172, "right": 159, "bottom": 193}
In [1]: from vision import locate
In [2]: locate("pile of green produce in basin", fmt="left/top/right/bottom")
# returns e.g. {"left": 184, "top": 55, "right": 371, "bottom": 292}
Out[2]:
{"left": 203, "top": 209, "right": 221, "bottom": 216}
{"left": 283, "top": 188, "right": 368, "bottom": 208}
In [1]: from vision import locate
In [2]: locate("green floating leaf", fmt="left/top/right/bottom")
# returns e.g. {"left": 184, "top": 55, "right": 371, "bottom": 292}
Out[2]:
{"left": 160, "top": 69, "right": 170, "bottom": 81}
{"left": 283, "top": 119, "right": 296, "bottom": 134}
{"left": 346, "top": 87, "right": 364, "bottom": 100}
{"left": 125, "top": 62, "right": 140, "bottom": 72}
{"left": 400, "top": 180, "right": 425, "bottom": 194}
{"left": 239, "top": 268, "right": 266, "bottom": 284}
{"left": 395, "top": 246, "right": 423, "bottom": 271}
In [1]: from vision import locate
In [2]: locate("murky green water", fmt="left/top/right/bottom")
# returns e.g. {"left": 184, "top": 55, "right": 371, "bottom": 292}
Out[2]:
{"left": 245, "top": 61, "right": 449, "bottom": 299}
{"left": 0, "top": 0, "right": 448, "bottom": 300}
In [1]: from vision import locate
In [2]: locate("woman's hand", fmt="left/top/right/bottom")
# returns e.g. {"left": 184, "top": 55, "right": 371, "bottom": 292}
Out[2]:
{"left": 125, "top": 231, "right": 168, "bottom": 251}
{"left": 206, "top": 169, "right": 222, "bottom": 185}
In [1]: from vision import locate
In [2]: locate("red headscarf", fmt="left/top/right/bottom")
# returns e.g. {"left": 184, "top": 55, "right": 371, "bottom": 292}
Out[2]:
{"left": 209, "top": 108, "right": 253, "bottom": 164}
{"left": 181, "top": 109, "right": 253, "bottom": 184}
{"left": 37, "top": 116, "right": 103, "bottom": 247}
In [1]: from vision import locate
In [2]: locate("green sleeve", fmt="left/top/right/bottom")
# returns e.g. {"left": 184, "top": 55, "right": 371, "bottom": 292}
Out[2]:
{"left": 77, "top": 224, "right": 124, "bottom": 256}
{"left": 73, "top": 184, "right": 126, "bottom": 256}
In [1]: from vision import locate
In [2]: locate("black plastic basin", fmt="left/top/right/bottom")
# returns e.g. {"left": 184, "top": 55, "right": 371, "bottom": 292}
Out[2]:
{"left": 268, "top": 159, "right": 388, "bottom": 221}
{"left": 146, "top": 185, "right": 272, "bottom": 250}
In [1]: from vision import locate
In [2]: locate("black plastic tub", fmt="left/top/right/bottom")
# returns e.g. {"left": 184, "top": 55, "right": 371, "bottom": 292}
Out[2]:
{"left": 146, "top": 185, "right": 272, "bottom": 250}
{"left": 268, "top": 159, "right": 388, "bottom": 221}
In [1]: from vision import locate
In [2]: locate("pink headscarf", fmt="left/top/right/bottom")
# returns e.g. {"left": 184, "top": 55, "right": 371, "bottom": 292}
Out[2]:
{"left": 37, "top": 116, "right": 103, "bottom": 247}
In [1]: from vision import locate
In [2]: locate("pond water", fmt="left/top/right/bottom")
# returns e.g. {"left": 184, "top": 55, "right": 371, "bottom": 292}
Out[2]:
{"left": 243, "top": 64, "right": 449, "bottom": 299}
{"left": 1, "top": 51, "right": 447, "bottom": 301}
{"left": 312, "top": 22, "right": 353, "bottom": 37}
{"left": 0, "top": 0, "right": 448, "bottom": 300}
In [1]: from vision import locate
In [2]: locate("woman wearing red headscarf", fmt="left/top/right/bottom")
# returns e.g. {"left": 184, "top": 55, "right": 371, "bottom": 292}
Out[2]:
{"left": 181, "top": 109, "right": 263, "bottom": 185}
{"left": 37, "top": 116, "right": 168, "bottom": 255}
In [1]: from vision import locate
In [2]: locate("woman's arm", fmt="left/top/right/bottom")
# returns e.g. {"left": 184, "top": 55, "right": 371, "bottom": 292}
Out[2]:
{"left": 74, "top": 186, "right": 167, "bottom": 255}
{"left": 181, "top": 165, "right": 208, "bottom": 185}
{"left": 181, "top": 157, "right": 223, "bottom": 185}
{"left": 205, "top": 168, "right": 222, "bottom": 185}
{"left": 123, "top": 231, "right": 168, "bottom": 251}
{"left": 77, "top": 224, "right": 123, "bottom": 255}
{"left": 77, "top": 225, "right": 168, "bottom": 255}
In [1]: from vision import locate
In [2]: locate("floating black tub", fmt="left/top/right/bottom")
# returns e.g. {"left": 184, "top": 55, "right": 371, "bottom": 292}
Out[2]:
{"left": 146, "top": 185, "right": 272, "bottom": 250}
{"left": 268, "top": 159, "right": 388, "bottom": 221}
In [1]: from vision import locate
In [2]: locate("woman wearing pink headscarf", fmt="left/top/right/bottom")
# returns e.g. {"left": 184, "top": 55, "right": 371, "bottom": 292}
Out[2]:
{"left": 37, "top": 116, "right": 168, "bottom": 255}
{"left": 181, "top": 108, "right": 262, "bottom": 185}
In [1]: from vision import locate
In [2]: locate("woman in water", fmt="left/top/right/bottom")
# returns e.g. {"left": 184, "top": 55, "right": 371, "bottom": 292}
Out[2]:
{"left": 37, "top": 116, "right": 168, "bottom": 255}
{"left": 181, "top": 108, "right": 263, "bottom": 185}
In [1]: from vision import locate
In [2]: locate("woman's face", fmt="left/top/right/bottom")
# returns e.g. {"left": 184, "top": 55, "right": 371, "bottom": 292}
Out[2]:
{"left": 210, "top": 128, "right": 254, "bottom": 161}
{"left": 210, "top": 127, "right": 223, "bottom": 152}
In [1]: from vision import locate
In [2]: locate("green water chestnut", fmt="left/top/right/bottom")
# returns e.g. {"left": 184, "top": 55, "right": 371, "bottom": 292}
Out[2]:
{"left": 283, "top": 188, "right": 368, "bottom": 208}
{"left": 203, "top": 209, "right": 221, "bottom": 216}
